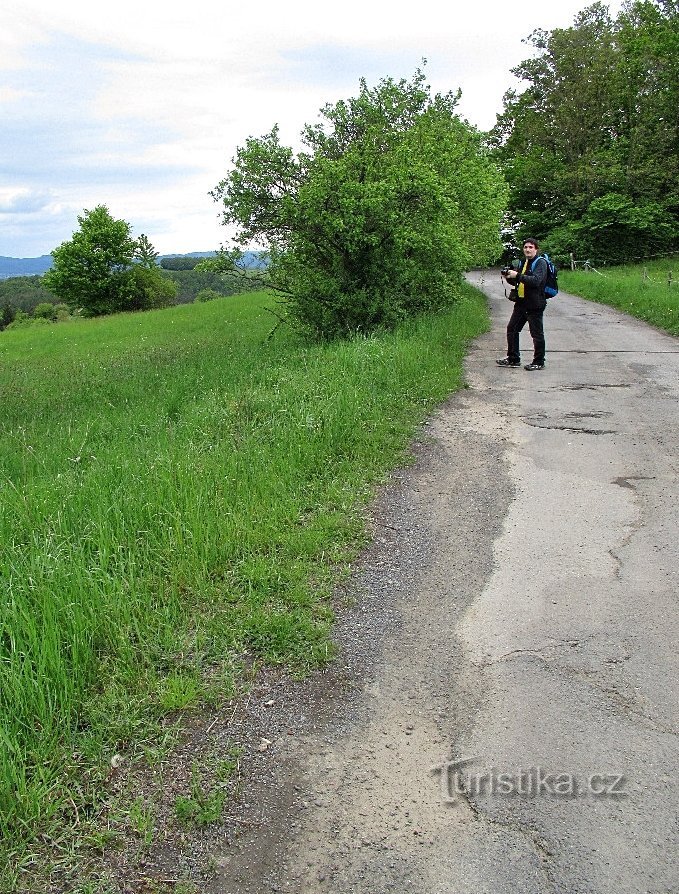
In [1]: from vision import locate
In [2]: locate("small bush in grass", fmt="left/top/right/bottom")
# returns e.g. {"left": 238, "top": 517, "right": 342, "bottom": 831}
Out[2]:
{"left": 194, "top": 288, "right": 221, "bottom": 303}
{"left": 210, "top": 69, "right": 506, "bottom": 338}
{"left": 33, "top": 302, "right": 57, "bottom": 321}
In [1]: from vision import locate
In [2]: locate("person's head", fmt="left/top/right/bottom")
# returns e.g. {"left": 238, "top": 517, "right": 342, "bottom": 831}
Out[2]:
{"left": 522, "top": 238, "right": 539, "bottom": 260}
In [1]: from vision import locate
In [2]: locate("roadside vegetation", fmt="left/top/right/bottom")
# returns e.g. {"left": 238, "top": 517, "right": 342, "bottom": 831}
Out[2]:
{"left": 560, "top": 257, "right": 679, "bottom": 336}
{"left": 0, "top": 285, "right": 488, "bottom": 889}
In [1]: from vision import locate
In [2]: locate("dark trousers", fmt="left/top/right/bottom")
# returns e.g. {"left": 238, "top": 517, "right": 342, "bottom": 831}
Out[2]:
{"left": 507, "top": 301, "right": 546, "bottom": 364}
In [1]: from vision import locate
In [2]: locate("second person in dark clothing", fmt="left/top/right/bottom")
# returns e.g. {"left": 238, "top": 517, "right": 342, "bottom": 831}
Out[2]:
{"left": 497, "top": 238, "right": 548, "bottom": 371}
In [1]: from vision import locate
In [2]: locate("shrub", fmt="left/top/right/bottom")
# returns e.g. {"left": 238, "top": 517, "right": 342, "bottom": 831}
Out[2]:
{"left": 211, "top": 69, "right": 507, "bottom": 338}
{"left": 194, "top": 288, "right": 222, "bottom": 303}
{"left": 33, "top": 302, "right": 57, "bottom": 321}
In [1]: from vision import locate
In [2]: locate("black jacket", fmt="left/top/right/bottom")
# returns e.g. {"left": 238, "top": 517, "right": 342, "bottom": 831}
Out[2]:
{"left": 515, "top": 256, "right": 548, "bottom": 308}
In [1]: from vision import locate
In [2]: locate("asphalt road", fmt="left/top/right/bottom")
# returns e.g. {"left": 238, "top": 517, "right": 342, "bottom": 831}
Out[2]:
{"left": 211, "top": 273, "right": 679, "bottom": 894}
{"left": 452, "top": 271, "right": 679, "bottom": 893}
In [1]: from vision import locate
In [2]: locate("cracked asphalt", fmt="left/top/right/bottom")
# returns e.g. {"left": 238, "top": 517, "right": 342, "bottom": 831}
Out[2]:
{"left": 210, "top": 272, "right": 679, "bottom": 894}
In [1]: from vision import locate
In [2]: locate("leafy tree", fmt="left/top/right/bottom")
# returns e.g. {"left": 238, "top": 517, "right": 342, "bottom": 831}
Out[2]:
{"left": 492, "top": 1, "right": 679, "bottom": 263}
{"left": 44, "top": 205, "right": 138, "bottom": 315}
{"left": 134, "top": 233, "right": 160, "bottom": 269}
{"left": 210, "top": 69, "right": 507, "bottom": 337}
{"left": 0, "top": 303, "right": 16, "bottom": 331}
{"left": 44, "top": 207, "right": 176, "bottom": 314}
{"left": 194, "top": 288, "right": 222, "bottom": 302}
{"left": 160, "top": 268, "right": 246, "bottom": 303}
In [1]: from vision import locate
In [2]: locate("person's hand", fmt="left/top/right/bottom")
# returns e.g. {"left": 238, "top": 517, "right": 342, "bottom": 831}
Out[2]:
{"left": 505, "top": 270, "right": 518, "bottom": 282}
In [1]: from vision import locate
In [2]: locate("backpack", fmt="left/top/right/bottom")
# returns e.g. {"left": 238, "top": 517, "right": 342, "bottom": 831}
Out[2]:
{"left": 533, "top": 253, "right": 558, "bottom": 298}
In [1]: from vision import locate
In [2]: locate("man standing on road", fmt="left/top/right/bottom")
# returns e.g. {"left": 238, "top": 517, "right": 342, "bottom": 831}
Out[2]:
{"left": 497, "top": 238, "right": 548, "bottom": 371}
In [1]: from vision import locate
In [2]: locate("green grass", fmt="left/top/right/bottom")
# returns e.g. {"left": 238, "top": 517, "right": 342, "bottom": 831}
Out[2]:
{"left": 559, "top": 257, "right": 679, "bottom": 336}
{"left": 0, "top": 286, "right": 488, "bottom": 885}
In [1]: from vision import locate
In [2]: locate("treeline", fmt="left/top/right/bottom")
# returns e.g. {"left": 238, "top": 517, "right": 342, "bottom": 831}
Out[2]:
{"left": 161, "top": 266, "right": 251, "bottom": 304}
{"left": 493, "top": 0, "right": 678, "bottom": 264}
{"left": 0, "top": 270, "right": 247, "bottom": 330}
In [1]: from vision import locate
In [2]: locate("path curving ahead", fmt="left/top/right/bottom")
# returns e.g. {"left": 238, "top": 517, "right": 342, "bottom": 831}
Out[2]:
{"left": 211, "top": 273, "right": 679, "bottom": 894}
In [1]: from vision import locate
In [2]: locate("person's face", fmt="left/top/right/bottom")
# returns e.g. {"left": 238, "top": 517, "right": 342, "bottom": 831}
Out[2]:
{"left": 523, "top": 242, "right": 538, "bottom": 260}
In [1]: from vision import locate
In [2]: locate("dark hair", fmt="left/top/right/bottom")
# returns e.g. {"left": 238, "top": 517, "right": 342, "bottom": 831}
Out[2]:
{"left": 523, "top": 237, "right": 539, "bottom": 248}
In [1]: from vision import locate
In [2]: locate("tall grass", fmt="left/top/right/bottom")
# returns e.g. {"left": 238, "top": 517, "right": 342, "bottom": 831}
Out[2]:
{"left": 559, "top": 257, "right": 679, "bottom": 335}
{"left": 0, "top": 286, "right": 487, "bottom": 875}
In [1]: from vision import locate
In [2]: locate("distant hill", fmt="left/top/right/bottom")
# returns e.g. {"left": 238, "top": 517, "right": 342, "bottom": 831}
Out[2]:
{"left": 0, "top": 255, "right": 53, "bottom": 279}
{"left": 0, "top": 250, "right": 266, "bottom": 279}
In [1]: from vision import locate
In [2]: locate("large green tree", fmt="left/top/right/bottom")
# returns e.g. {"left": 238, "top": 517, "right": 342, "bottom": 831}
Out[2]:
{"left": 45, "top": 206, "right": 138, "bottom": 315}
{"left": 211, "top": 69, "right": 507, "bottom": 337}
{"left": 44, "top": 207, "right": 176, "bottom": 315}
{"left": 492, "top": 1, "right": 678, "bottom": 264}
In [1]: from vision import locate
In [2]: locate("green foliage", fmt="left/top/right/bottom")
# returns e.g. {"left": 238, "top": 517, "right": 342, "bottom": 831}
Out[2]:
{"left": 134, "top": 233, "right": 159, "bottom": 269}
{"left": 33, "top": 302, "right": 57, "bottom": 321}
{"left": 194, "top": 288, "right": 221, "bottom": 303}
{"left": 5, "top": 312, "right": 51, "bottom": 330}
{"left": 161, "top": 267, "right": 246, "bottom": 303}
{"left": 175, "top": 764, "right": 226, "bottom": 826}
{"left": 128, "top": 796, "right": 155, "bottom": 846}
{"left": 44, "top": 205, "right": 139, "bottom": 315}
{"left": 0, "top": 304, "right": 15, "bottom": 331}
{"left": 43, "top": 207, "right": 173, "bottom": 316}
{"left": 160, "top": 256, "right": 203, "bottom": 270}
{"left": 0, "top": 275, "right": 52, "bottom": 315}
{"left": 494, "top": 1, "right": 679, "bottom": 260}
{"left": 212, "top": 68, "right": 507, "bottom": 338}
{"left": 121, "top": 264, "right": 178, "bottom": 311}
{"left": 547, "top": 193, "right": 676, "bottom": 264}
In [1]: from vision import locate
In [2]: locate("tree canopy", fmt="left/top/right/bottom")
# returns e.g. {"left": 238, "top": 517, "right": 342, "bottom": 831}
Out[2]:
{"left": 44, "top": 206, "right": 176, "bottom": 315}
{"left": 492, "top": 0, "right": 679, "bottom": 264}
{"left": 211, "top": 69, "right": 507, "bottom": 337}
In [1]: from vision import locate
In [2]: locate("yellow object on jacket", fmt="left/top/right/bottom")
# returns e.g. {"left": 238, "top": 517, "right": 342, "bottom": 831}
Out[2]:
{"left": 518, "top": 259, "right": 529, "bottom": 298}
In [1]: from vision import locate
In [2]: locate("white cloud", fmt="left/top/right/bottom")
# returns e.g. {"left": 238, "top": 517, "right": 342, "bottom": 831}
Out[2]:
{"left": 1, "top": 0, "right": 623, "bottom": 256}
{"left": 0, "top": 188, "right": 56, "bottom": 215}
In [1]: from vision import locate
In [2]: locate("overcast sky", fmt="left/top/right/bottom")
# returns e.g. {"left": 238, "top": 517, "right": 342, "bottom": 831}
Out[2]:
{"left": 1, "top": 0, "right": 620, "bottom": 258}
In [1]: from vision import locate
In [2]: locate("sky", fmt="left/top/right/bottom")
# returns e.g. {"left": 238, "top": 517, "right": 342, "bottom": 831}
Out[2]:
{"left": 1, "top": 0, "right": 621, "bottom": 258}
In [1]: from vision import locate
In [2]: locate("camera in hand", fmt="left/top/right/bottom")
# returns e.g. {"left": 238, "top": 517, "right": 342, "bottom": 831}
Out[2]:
{"left": 501, "top": 259, "right": 521, "bottom": 277}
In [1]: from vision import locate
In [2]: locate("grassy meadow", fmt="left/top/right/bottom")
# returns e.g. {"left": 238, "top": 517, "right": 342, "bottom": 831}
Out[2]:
{"left": 0, "top": 285, "right": 488, "bottom": 883}
{"left": 559, "top": 257, "right": 679, "bottom": 336}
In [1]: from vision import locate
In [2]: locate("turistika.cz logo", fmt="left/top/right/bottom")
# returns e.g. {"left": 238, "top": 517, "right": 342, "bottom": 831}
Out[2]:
{"left": 432, "top": 758, "right": 627, "bottom": 805}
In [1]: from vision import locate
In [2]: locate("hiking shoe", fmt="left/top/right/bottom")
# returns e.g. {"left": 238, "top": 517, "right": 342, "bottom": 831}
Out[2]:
{"left": 496, "top": 358, "right": 521, "bottom": 367}
{"left": 524, "top": 362, "right": 545, "bottom": 371}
